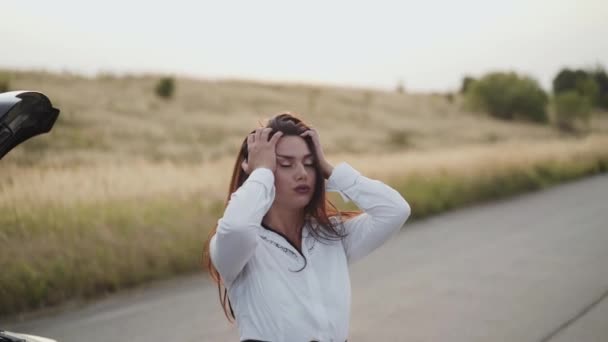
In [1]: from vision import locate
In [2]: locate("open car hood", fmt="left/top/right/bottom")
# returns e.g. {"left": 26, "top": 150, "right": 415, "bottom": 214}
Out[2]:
{"left": 0, "top": 91, "right": 60, "bottom": 159}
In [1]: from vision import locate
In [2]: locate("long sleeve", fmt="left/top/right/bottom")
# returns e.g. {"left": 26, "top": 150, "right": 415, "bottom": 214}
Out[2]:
{"left": 327, "top": 163, "right": 411, "bottom": 264}
{"left": 210, "top": 167, "right": 275, "bottom": 285}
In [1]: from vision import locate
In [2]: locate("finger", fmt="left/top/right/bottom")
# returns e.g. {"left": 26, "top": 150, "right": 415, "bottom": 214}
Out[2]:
{"left": 269, "top": 131, "right": 283, "bottom": 145}
{"left": 301, "top": 130, "right": 315, "bottom": 138}
{"left": 255, "top": 128, "right": 263, "bottom": 143}
{"left": 261, "top": 127, "right": 272, "bottom": 143}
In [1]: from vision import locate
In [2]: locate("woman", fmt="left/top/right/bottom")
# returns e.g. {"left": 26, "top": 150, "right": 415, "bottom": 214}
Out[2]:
{"left": 205, "top": 113, "right": 411, "bottom": 341}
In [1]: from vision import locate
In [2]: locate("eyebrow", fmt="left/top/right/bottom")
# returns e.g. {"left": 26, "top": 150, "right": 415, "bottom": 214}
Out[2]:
{"left": 276, "top": 154, "right": 313, "bottom": 160}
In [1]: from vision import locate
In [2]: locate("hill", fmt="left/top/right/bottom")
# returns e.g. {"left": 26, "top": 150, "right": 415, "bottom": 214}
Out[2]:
{"left": 5, "top": 70, "right": 602, "bottom": 166}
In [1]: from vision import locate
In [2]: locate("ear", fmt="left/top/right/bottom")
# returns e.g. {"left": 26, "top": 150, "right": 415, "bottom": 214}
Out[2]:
{"left": 241, "top": 160, "right": 250, "bottom": 174}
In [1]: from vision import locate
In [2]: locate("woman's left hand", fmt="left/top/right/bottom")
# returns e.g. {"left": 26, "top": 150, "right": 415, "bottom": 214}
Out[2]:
{"left": 300, "top": 128, "right": 334, "bottom": 179}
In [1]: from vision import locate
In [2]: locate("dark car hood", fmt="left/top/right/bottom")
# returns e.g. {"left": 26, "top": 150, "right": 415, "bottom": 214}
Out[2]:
{"left": 0, "top": 91, "right": 60, "bottom": 159}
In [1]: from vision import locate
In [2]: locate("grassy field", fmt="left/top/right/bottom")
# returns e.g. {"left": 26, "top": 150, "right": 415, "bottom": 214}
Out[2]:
{"left": 6, "top": 69, "right": 607, "bottom": 166}
{"left": 1, "top": 70, "right": 607, "bottom": 317}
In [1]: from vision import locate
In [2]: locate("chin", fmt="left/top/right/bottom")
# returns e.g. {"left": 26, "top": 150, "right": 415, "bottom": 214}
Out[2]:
{"left": 288, "top": 198, "right": 312, "bottom": 210}
{"left": 292, "top": 202, "right": 310, "bottom": 210}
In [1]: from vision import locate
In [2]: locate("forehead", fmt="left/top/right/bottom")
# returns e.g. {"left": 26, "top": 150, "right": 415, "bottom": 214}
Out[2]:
{"left": 275, "top": 135, "right": 311, "bottom": 157}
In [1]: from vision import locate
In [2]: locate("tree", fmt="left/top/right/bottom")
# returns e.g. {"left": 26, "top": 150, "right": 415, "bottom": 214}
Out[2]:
{"left": 590, "top": 66, "right": 608, "bottom": 109}
{"left": 553, "top": 67, "right": 600, "bottom": 107}
{"left": 460, "top": 76, "right": 475, "bottom": 94}
{"left": 553, "top": 91, "right": 592, "bottom": 133}
{"left": 466, "top": 72, "right": 548, "bottom": 123}
{"left": 155, "top": 77, "right": 175, "bottom": 99}
{"left": 553, "top": 68, "right": 586, "bottom": 94}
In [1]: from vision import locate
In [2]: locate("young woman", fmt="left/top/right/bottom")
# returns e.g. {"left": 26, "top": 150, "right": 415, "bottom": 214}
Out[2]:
{"left": 205, "top": 113, "right": 411, "bottom": 341}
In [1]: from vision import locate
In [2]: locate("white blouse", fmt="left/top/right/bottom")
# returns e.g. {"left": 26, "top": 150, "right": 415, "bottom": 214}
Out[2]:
{"left": 210, "top": 162, "right": 411, "bottom": 342}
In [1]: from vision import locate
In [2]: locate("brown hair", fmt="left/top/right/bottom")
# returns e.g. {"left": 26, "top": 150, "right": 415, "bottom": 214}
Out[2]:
{"left": 203, "top": 112, "right": 359, "bottom": 322}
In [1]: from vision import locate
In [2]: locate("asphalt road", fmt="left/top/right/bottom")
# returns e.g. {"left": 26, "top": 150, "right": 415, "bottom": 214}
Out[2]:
{"left": 4, "top": 175, "right": 608, "bottom": 342}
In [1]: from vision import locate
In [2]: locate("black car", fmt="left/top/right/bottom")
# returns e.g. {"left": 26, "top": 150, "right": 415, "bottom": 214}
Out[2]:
{"left": 0, "top": 90, "right": 60, "bottom": 160}
{"left": 1, "top": 90, "right": 60, "bottom": 342}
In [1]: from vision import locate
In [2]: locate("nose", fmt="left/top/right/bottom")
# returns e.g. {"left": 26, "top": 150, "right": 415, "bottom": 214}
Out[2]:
{"left": 295, "top": 163, "right": 308, "bottom": 181}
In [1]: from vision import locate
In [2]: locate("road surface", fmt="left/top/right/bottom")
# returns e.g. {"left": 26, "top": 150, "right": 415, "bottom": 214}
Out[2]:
{"left": 4, "top": 175, "right": 608, "bottom": 341}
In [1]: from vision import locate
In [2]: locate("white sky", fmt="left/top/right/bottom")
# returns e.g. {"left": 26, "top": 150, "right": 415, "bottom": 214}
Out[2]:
{"left": 1, "top": 0, "right": 607, "bottom": 91}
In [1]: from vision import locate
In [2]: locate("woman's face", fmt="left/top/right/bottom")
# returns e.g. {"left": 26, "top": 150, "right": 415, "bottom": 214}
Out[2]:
{"left": 273, "top": 135, "right": 317, "bottom": 210}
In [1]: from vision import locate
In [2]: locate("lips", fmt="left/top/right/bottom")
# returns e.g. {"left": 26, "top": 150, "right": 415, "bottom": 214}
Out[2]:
{"left": 294, "top": 185, "right": 311, "bottom": 193}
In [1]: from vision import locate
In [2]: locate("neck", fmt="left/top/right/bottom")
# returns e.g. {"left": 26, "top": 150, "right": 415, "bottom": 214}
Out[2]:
{"left": 262, "top": 206, "right": 306, "bottom": 245}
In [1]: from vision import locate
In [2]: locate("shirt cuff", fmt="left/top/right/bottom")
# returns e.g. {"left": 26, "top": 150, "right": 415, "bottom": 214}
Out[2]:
{"left": 247, "top": 167, "right": 275, "bottom": 191}
{"left": 325, "top": 162, "right": 361, "bottom": 202}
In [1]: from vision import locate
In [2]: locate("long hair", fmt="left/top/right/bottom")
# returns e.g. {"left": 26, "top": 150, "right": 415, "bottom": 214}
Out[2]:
{"left": 203, "top": 112, "right": 360, "bottom": 322}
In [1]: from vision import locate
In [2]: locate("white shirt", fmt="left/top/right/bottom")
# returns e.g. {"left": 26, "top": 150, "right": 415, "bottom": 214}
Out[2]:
{"left": 210, "top": 162, "right": 411, "bottom": 342}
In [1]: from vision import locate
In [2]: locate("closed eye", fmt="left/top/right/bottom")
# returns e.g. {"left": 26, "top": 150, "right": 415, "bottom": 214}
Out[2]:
{"left": 279, "top": 163, "right": 314, "bottom": 168}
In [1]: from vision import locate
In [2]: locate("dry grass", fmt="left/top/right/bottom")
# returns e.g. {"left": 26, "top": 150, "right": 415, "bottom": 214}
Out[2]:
{"left": 1, "top": 135, "right": 606, "bottom": 212}
{"left": 0, "top": 158, "right": 234, "bottom": 208}
{"left": 337, "top": 134, "right": 608, "bottom": 180}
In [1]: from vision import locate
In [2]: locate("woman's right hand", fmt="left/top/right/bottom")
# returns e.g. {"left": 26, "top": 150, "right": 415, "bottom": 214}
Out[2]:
{"left": 241, "top": 128, "right": 283, "bottom": 174}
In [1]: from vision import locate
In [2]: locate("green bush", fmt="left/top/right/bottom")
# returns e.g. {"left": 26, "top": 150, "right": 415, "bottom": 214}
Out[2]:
{"left": 465, "top": 72, "right": 548, "bottom": 122}
{"left": 591, "top": 67, "right": 608, "bottom": 109}
{"left": 575, "top": 77, "right": 599, "bottom": 105}
{"left": 553, "top": 69, "right": 589, "bottom": 94}
{"left": 553, "top": 91, "right": 592, "bottom": 133}
{"left": 155, "top": 77, "right": 175, "bottom": 99}
{"left": 0, "top": 72, "right": 10, "bottom": 92}
{"left": 553, "top": 67, "right": 606, "bottom": 109}
{"left": 387, "top": 129, "right": 413, "bottom": 148}
{"left": 460, "top": 76, "right": 475, "bottom": 94}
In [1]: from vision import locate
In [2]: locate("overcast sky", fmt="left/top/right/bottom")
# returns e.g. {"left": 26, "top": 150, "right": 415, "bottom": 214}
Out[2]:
{"left": 1, "top": 0, "right": 606, "bottom": 91}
